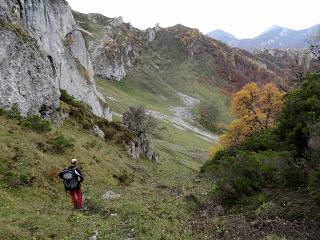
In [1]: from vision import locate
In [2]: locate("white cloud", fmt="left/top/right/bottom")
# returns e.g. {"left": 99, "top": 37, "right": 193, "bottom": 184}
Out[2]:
{"left": 67, "top": 0, "right": 320, "bottom": 38}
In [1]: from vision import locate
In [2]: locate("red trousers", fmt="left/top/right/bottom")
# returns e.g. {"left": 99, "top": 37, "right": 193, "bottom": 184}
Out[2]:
{"left": 70, "top": 189, "right": 83, "bottom": 209}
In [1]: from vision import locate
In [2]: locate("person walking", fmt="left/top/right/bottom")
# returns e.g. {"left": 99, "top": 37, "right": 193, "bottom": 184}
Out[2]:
{"left": 59, "top": 159, "right": 84, "bottom": 209}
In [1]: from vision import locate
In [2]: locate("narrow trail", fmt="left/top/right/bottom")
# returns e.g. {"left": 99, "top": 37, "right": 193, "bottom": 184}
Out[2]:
{"left": 108, "top": 92, "right": 219, "bottom": 142}
{"left": 147, "top": 110, "right": 218, "bottom": 142}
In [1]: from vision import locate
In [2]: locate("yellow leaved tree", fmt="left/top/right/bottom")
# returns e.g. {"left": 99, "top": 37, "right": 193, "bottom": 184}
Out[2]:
{"left": 209, "top": 82, "right": 284, "bottom": 158}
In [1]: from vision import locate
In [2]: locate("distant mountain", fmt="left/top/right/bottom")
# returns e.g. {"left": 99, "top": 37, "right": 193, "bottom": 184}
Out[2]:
{"left": 207, "top": 29, "right": 238, "bottom": 45}
{"left": 208, "top": 24, "right": 320, "bottom": 51}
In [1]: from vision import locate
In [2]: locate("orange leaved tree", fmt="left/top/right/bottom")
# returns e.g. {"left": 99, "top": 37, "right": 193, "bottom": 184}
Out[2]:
{"left": 209, "top": 82, "right": 284, "bottom": 157}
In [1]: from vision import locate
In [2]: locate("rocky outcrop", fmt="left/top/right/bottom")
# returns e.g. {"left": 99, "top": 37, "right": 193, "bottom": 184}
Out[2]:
{"left": 0, "top": 0, "right": 105, "bottom": 117}
{"left": 92, "top": 125, "right": 105, "bottom": 139}
{"left": 0, "top": 26, "right": 59, "bottom": 116}
{"left": 122, "top": 107, "right": 160, "bottom": 163}
{"left": 124, "top": 134, "right": 160, "bottom": 163}
{"left": 73, "top": 13, "right": 160, "bottom": 81}
{"left": 88, "top": 16, "right": 145, "bottom": 81}
{"left": 254, "top": 48, "right": 319, "bottom": 87}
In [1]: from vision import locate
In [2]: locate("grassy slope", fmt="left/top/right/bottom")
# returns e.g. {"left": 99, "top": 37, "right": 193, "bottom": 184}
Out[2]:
{"left": 120, "top": 27, "right": 232, "bottom": 123}
{"left": 0, "top": 113, "right": 212, "bottom": 240}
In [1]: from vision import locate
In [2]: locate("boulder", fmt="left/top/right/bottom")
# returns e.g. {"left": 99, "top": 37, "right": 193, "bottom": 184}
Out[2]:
{"left": 92, "top": 126, "right": 105, "bottom": 138}
{"left": 123, "top": 134, "right": 160, "bottom": 163}
{"left": 102, "top": 190, "right": 121, "bottom": 200}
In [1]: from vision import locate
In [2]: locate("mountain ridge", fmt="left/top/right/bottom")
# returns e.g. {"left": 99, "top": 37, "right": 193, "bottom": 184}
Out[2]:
{"left": 208, "top": 23, "right": 320, "bottom": 51}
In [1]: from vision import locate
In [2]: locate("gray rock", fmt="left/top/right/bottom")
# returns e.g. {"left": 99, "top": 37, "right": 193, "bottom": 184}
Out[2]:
{"left": 146, "top": 28, "right": 156, "bottom": 41}
{"left": 50, "top": 110, "right": 70, "bottom": 127}
{"left": 145, "top": 24, "right": 160, "bottom": 42}
{"left": 123, "top": 134, "right": 160, "bottom": 163}
{"left": 0, "top": 0, "right": 106, "bottom": 117}
{"left": 88, "top": 230, "right": 98, "bottom": 240}
{"left": 103, "top": 107, "right": 113, "bottom": 122}
{"left": 155, "top": 23, "right": 160, "bottom": 31}
{"left": 92, "top": 126, "right": 105, "bottom": 138}
{"left": 213, "top": 205, "right": 224, "bottom": 216}
{"left": 110, "top": 16, "right": 123, "bottom": 27}
{"left": 102, "top": 190, "right": 121, "bottom": 200}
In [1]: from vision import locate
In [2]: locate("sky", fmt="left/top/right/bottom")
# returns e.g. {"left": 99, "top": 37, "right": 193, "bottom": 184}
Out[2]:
{"left": 67, "top": 0, "right": 320, "bottom": 39}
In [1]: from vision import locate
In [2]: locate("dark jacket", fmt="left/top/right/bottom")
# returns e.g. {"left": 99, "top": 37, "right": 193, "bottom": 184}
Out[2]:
{"left": 59, "top": 166, "right": 84, "bottom": 191}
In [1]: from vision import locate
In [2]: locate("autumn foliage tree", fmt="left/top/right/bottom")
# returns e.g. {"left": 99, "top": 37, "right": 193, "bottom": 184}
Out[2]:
{"left": 209, "top": 82, "right": 284, "bottom": 157}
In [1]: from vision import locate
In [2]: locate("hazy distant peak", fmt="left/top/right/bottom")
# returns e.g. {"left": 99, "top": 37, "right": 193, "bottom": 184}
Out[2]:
{"left": 209, "top": 29, "right": 238, "bottom": 39}
{"left": 207, "top": 29, "right": 238, "bottom": 45}
{"left": 208, "top": 23, "right": 320, "bottom": 52}
{"left": 262, "top": 25, "right": 282, "bottom": 34}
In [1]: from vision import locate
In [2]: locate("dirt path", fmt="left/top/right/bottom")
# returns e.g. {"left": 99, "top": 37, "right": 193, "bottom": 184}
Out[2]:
{"left": 108, "top": 92, "right": 218, "bottom": 142}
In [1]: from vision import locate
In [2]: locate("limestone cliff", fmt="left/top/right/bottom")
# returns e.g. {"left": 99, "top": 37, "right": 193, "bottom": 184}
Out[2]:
{"left": 0, "top": 0, "right": 106, "bottom": 117}
{"left": 73, "top": 12, "right": 160, "bottom": 81}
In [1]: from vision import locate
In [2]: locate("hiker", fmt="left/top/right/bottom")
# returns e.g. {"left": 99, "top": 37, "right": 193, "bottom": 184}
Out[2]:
{"left": 59, "top": 159, "right": 84, "bottom": 209}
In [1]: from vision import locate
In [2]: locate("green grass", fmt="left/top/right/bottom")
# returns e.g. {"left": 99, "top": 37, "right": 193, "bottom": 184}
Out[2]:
{"left": 0, "top": 113, "right": 211, "bottom": 239}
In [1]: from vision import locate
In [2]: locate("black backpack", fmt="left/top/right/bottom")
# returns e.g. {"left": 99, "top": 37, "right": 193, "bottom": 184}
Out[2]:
{"left": 62, "top": 169, "right": 79, "bottom": 191}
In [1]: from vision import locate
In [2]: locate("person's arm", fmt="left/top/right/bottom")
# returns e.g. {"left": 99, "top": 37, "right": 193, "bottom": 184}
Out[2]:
{"left": 58, "top": 169, "right": 65, "bottom": 179}
{"left": 75, "top": 168, "right": 84, "bottom": 182}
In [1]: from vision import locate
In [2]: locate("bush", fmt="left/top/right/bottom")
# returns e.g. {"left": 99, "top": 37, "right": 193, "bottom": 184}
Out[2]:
{"left": 59, "top": 89, "right": 83, "bottom": 108}
{"left": 4, "top": 171, "right": 32, "bottom": 188}
{"left": 277, "top": 73, "right": 320, "bottom": 155}
{"left": 69, "top": 105, "right": 96, "bottom": 130}
{"left": 203, "top": 149, "right": 292, "bottom": 201}
{"left": 114, "top": 170, "right": 134, "bottom": 186}
{"left": 7, "top": 103, "right": 22, "bottom": 120}
{"left": 22, "top": 116, "right": 51, "bottom": 133}
{"left": 238, "top": 129, "right": 280, "bottom": 152}
{"left": 114, "top": 130, "right": 133, "bottom": 144}
{"left": 48, "top": 133, "right": 74, "bottom": 153}
{"left": 110, "top": 121, "right": 124, "bottom": 131}
{"left": 103, "top": 127, "right": 117, "bottom": 141}
{"left": 198, "top": 101, "right": 223, "bottom": 133}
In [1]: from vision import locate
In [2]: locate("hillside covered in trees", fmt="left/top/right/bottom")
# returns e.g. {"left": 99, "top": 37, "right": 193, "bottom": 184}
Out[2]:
{"left": 200, "top": 73, "right": 320, "bottom": 239}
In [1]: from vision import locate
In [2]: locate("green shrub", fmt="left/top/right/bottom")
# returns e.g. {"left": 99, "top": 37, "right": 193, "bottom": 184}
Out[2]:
{"left": 48, "top": 133, "right": 74, "bottom": 153}
{"left": 278, "top": 73, "right": 320, "bottom": 155}
{"left": 3, "top": 172, "right": 31, "bottom": 188}
{"left": 7, "top": 103, "right": 22, "bottom": 120}
{"left": 238, "top": 129, "right": 280, "bottom": 152}
{"left": 198, "top": 101, "right": 223, "bottom": 133}
{"left": 110, "top": 121, "right": 124, "bottom": 131}
{"left": 114, "top": 170, "right": 134, "bottom": 186}
{"left": 22, "top": 116, "right": 51, "bottom": 133}
{"left": 203, "top": 149, "right": 292, "bottom": 201}
{"left": 114, "top": 130, "right": 133, "bottom": 144}
{"left": 69, "top": 105, "right": 96, "bottom": 130}
{"left": 59, "top": 89, "right": 83, "bottom": 108}
{"left": 103, "top": 127, "right": 117, "bottom": 141}
{"left": 96, "top": 118, "right": 110, "bottom": 128}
